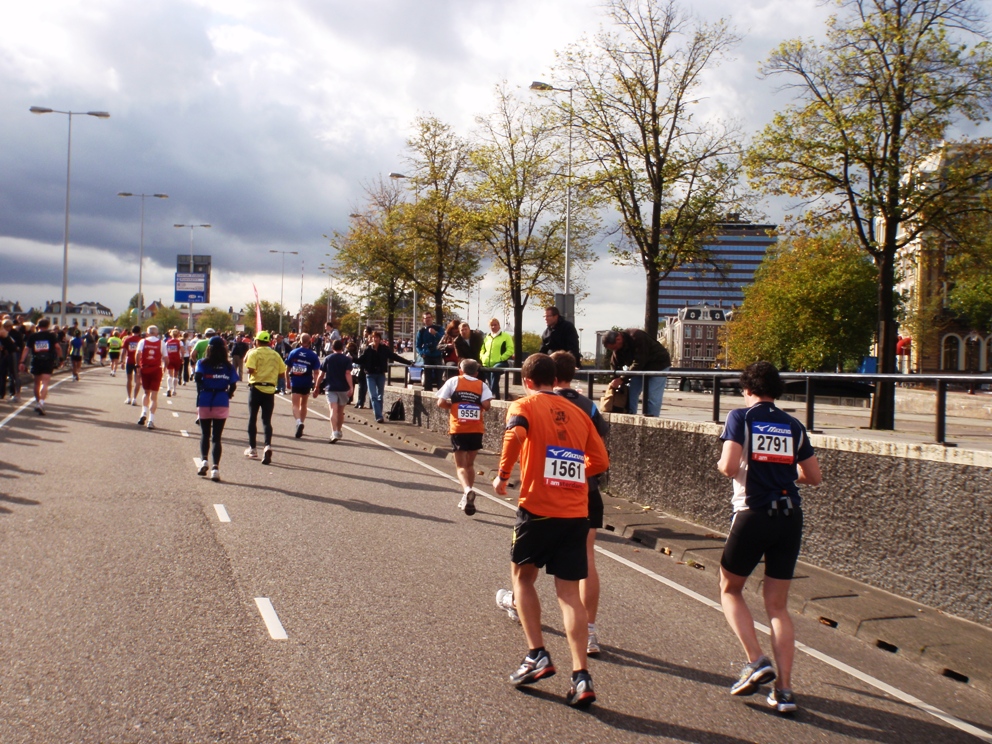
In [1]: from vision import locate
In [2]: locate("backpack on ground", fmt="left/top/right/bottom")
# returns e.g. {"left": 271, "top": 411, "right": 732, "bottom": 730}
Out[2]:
{"left": 388, "top": 400, "right": 405, "bottom": 421}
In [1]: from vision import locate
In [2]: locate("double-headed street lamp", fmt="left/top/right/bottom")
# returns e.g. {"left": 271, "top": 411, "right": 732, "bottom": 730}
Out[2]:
{"left": 174, "top": 223, "right": 211, "bottom": 330}
{"left": 30, "top": 106, "right": 110, "bottom": 328}
{"left": 118, "top": 192, "right": 168, "bottom": 324}
{"left": 269, "top": 250, "right": 299, "bottom": 335}
{"left": 529, "top": 81, "right": 575, "bottom": 304}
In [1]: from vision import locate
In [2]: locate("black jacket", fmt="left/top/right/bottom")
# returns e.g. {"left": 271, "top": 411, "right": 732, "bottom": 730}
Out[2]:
{"left": 358, "top": 343, "right": 409, "bottom": 375}
{"left": 610, "top": 329, "right": 671, "bottom": 374}
{"left": 540, "top": 317, "right": 581, "bottom": 363}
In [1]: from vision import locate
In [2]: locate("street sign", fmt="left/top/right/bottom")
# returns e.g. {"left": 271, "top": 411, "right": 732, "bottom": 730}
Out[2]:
{"left": 175, "top": 272, "right": 207, "bottom": 303}
{"left": 177, "top": 255, "right": 212, "bottom": 273}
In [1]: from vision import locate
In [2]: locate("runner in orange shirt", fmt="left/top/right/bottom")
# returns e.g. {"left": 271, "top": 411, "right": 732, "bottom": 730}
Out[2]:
{"left": 436, "top": 358, "right": 493, "bottom": 516}
{"left": 492, "top": 353, "right": 609, "bottom": 708}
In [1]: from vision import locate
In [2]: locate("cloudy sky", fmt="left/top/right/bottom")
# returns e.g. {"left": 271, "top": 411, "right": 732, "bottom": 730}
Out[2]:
{"left": 2, "top": 0, "right": 862, "bottom": 348}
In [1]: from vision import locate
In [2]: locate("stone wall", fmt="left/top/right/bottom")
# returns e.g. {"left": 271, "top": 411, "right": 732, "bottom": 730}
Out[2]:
{"left": 384, "top": 385, "right": 992, "bottom": 626}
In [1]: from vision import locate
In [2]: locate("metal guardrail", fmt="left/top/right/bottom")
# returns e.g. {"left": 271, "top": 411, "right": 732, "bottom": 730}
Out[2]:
{"left": 388, "top": 363, "right": 990, "bottom": 446}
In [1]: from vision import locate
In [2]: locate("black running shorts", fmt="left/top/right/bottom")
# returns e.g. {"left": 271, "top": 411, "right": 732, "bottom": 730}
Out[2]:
{"left": 511, "top": 507, "right": 589, "bottom": 581}
{"left": 291, "top": 385, "right": 314, "bottom": 396}
{"left": 30, "top": 361, "right": 55, "bottom": 376}
{"left": 450, "top": 433, "right": 483, "bottom": 452}
{"left": 588, "top": 485, "right": 604, "bottom": 530}
{"left": 721, "top": 507, "right": 804, "bottom": 580}
{"left": 126, "top": 362, "right": 138, "bottom": 374}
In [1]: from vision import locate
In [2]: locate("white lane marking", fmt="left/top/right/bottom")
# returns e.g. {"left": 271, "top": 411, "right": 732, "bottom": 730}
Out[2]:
{"left": 180, "top": 429, "right": 189, "bottom": 437}
{"left": 172, "top": 412, "right": 179, "bottom": 417}
{"left": 0, "top": 373, "right": 79, "bottom": 430}
{"left": 600, "top": 549, "right": 992, "bottom": 742}
{"left": 254, "top": 597, "right": 288, "bottom": 640}
{"left": 345, "top": 415, "right": 992, "bottom": 743}
{"left": 214, "top": 504, "right": 231, "bottom": 523}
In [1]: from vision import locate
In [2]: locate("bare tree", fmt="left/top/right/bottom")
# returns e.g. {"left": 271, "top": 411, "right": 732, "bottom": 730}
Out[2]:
{"left": 556, "top": 0, "right": 746, "bottom": 337}
{"left": 470, "top": 84, "right": 599, "bottom": 363}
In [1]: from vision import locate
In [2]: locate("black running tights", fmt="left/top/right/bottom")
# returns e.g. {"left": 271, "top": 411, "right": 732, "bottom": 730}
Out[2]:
{"left": 199, "top": 418, "right": 227, "bottom": 466}
{"left": 247, "top": 387, "right": 274, "bottom": 448}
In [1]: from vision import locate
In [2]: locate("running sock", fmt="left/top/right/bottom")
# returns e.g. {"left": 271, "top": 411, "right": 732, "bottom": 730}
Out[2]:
{"left": 142, "top": 407, "right": 149, "bottom": 416}
{"left": 148, "top": 413, "right": 155, "bottom": 423}
{"left": 588, "top": 623, "right": 597, "bottom": 633}
{"left": 571, "top": 669, "right": 589, "bottom": 680}
{"left": 527, "top": 647, "right": 546, "bottom": 660}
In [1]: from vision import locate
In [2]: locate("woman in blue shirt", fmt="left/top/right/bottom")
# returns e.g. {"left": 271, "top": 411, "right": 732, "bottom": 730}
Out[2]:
{"left": 194, "top": 336, "right": 239, "bottom": 481}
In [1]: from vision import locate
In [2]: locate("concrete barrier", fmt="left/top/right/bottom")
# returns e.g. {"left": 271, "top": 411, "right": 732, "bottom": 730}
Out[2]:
{"left": 385, "top": 385, "right": 992, "bottom": 627}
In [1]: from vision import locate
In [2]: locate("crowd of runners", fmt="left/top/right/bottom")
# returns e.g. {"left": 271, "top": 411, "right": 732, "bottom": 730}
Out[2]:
{"left": 4, "top": 309, "right": 821, "bottom": 716}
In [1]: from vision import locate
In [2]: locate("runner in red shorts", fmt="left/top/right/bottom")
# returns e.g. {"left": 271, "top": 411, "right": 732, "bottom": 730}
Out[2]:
{"left": 163, "top": 329, "right": 184, "bottom": 398}
{"left": 122, "top": 325, "right": 143, "bottom": 405}
{"left": 135, "top": 325, "right": 164, "bottom": 430}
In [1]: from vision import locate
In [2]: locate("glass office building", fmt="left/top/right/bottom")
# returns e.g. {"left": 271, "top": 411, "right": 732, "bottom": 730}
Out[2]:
{"left": 657, "top": 220, "right": 776, "bottom": 324}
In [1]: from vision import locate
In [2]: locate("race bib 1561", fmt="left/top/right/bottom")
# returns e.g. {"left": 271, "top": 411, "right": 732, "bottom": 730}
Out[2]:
{"left": 750, "top": 422, "right": 794, "bottom": 463}
{"left": 544, "top": 446, "right": 585, "bottom": 489}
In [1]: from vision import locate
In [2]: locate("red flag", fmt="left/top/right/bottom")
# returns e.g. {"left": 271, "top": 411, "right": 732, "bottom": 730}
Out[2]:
{"left": 252, "top": 284, "right": 262, "bottom": 333}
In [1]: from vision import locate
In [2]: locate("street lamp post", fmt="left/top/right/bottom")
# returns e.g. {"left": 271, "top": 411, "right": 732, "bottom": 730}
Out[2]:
{"left": 529, "top": 82, "right": 574, "bottom": 312}
{"left": 30, "top": 106, "right": 110, "bottom": 328}
{"left": 320, "top": 252, "right": 335, "bottom": 325}
{"left": 118, "top": 192, "right": 168, "bottom": 324}
{"left": 269, "top": 250, "right": 299, "bottom": 335}
{"left": 389, "top": 172, "right": 417, "bottom": 350}
{"left": 174, "top": 223, "right": 211, "bottom": 330}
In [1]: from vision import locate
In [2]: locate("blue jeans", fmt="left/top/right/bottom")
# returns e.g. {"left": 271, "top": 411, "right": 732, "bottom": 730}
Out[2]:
{"left": 627, "top": 373, "right": 666, "bottom": 416}
{"left": 367, "top": 373, "right": 386, "bottom": 420}
{"left": 487, "top": 362, "right": 510, "bottom": 399}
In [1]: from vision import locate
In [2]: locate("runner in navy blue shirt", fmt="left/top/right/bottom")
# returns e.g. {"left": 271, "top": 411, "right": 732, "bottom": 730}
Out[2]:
{"left": 285, "top": 333, "right": 321, "bottom": 439}
{"left": 716, "top": 361, "right": 821, "bottom": 715}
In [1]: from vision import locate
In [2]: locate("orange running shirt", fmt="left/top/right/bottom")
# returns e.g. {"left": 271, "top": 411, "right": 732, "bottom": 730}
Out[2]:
{"left": 448, "top": 377, "right": 486, "bottom": 435}
{"left": 498, "top": 391, "right": 610, "bottom": 519}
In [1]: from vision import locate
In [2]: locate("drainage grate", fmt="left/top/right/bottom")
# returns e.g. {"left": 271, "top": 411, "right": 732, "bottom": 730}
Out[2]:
{"left": 875, "top": 640, "right": 899, "bottom": 653}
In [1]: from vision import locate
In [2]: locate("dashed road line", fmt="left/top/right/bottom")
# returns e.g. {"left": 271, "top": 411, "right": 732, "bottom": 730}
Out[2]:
{"left": 254, "top": 598, "right": 288, "bottom": 640}
{"left": 172, "top": 412, "right": 179, "bottom": 417}
{"left": 214, "top": 504, "right": 231, "bottom": 523}
{"left": 180, "top": 430, "right": 190, "bottom": 437}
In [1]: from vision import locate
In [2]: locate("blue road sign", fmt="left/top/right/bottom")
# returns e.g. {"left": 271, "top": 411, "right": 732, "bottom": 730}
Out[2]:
{"left": 175, "top": 272, "right": 207, "bottom": 303}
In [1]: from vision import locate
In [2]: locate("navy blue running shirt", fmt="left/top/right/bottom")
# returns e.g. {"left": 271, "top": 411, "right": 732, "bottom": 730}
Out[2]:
{"left": 720, "top": 402, "right": 815, "bottom": 512}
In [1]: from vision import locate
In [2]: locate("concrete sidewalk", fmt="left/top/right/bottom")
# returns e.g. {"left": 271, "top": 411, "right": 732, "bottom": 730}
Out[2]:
{"left": 346, "top": 394, "right": 992, "bottom": 699}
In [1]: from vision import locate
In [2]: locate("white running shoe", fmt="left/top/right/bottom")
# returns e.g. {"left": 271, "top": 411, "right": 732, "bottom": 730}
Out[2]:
{"left": 262, "top": 446, "right": 272, "bottom": 465}
{"left": 198, "top": 460, "right": 209, "bottom": 476}
{"left": 125, "top": 397, "right": 131, "bottom": 404}
{"left": 210, "top": 468, "right": 220, "bottom": 482}
{"left": 496, "top": 589, "right": 520, "bottom": 622}
{"left": 587, "top": 625, "right": 601, "bottom": 656}
{"left": 244, "top": 447, "right": 258, "bottom": 459}
{"left": 330, "top": 431, "right": 341, "bottom": 443}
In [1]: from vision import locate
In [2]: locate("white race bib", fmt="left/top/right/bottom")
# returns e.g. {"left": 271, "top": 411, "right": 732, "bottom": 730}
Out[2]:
{"left": 34, "top": 340, "right": 50, "bottom": 352}
{"left": 456, "top": 403, "right": 481, "bottom": 420}
{"left": 543, "top": 446, "right": 585, "bottom": 489}
{"left": 750, "top": 422, "right": 794, "bottom": 464}
{"left": 292, "top": 363, "right": 309, "bottom": 376}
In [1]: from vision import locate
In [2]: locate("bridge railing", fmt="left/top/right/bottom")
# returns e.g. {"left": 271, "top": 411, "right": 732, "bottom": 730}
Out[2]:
{"left": 387, "top": 363, "right": 990, "bottom": 446}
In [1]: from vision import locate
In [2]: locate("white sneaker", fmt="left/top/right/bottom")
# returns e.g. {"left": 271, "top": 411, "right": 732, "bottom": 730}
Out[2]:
{"left": 458, "top": 489, "right": 476, "bottom": 516}
{"left": 496, "top": 588, "right": 519, "bottom": 622}
{"left": 125, "top": 397, "right": 131, "bottom": 404}
{"left": 210, "top": 468, "right": 220, "bottom": 482}
{"left": 197, "top": 460, "right": 209, "bottom": 476}
{"left": 587, "top": 625, "right": 601, "bottom": 656}
{"left": 244, "top": 447, "right": 258, "bottom": 459}
{"left": 330, "top": 431, "right": 341, "bottom": 443}
{"left": 262, "top": 446, "right": 272, "bottom": 465}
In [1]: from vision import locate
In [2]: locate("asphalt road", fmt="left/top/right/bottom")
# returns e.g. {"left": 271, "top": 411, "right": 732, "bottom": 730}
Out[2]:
{"left": 2, "top": 368, "right": 991, "bottom": 743}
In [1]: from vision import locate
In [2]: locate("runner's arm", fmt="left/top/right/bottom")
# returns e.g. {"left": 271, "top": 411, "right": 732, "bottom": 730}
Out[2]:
{"left": 796, "top": 455, "right": 821, "bottom": 486}
{"left": 717, "top": 440, "right": 743, "bottom": 478}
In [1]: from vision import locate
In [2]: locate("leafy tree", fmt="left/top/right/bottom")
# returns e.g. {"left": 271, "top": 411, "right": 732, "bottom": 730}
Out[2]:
{"left": 726, "top": 232, "right": 877, "bottom": 371}
{"left": 555, "top": 0, "right": 746, "bottom": 338}
{"left": 147, "top": 305, "right": 186, "bottom": 333}
{"left": 746, "top": 0, "right": 992, "bottom": 428}
{"left": 332, "top": 177, "right": 413, "bottom": 343}
{"left": 520, "top": 331, "right": 543, "bottom": 356}
{"left": 398, "top": 116, "right": 483, "bottom": 321}
{"left": 948, "top": 252, "right": 992, "bottom": 332}
{"left": 196, "top": 307, "right": 234, "bottom": 334}
{"left": 300, "top": 288, "right": 353, "bottom": 335}
{"left": 243, "top": 300, "right": 286, "bottom": 336}
{"left": 470, "top": 84, "right": 599, "bottom": 365}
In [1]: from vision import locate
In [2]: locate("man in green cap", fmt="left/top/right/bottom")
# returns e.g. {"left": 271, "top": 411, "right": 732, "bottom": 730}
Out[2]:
{"left": 244, "top": 330, "right": 286, "bottom": 465}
